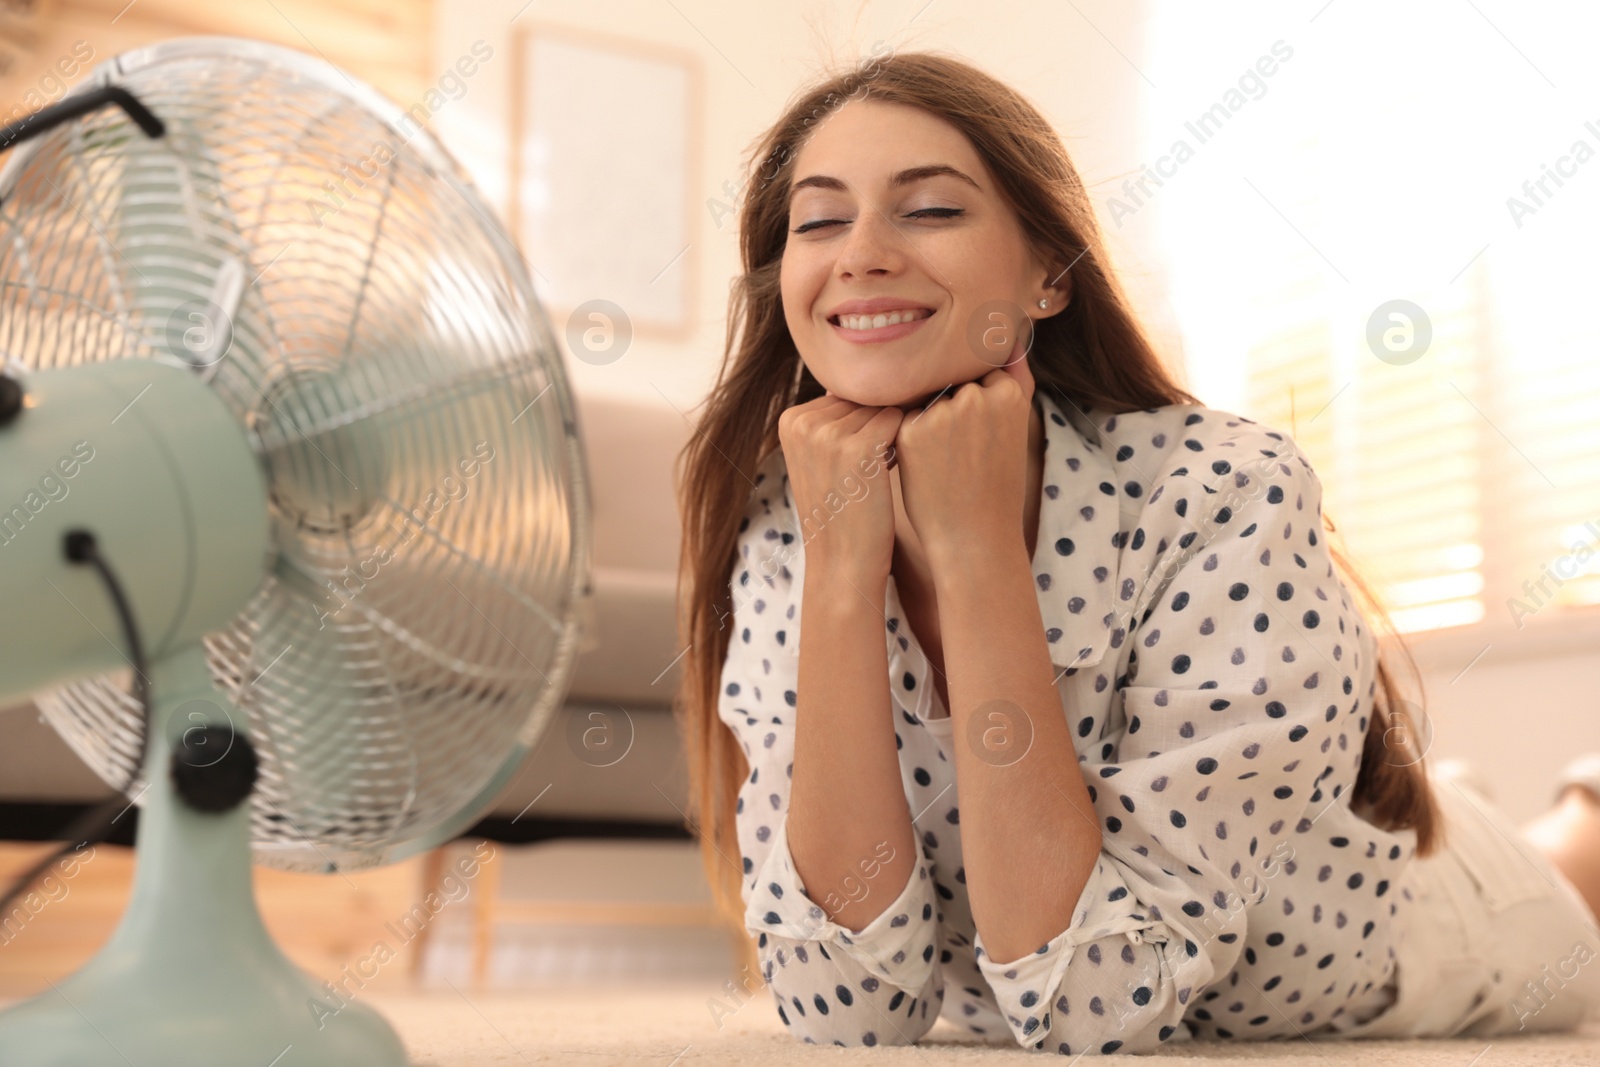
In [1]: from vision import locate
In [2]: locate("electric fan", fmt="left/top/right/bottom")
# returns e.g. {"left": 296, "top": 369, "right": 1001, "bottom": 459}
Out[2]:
{"left": 0, "top": 37, "right": 591, "bottom": 1066}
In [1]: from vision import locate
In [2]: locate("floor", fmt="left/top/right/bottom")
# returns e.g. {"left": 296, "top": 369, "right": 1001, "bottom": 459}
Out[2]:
{"left": 366, "top": 982, "right": 1600, "bottom": 1066}
{"left": 7, "top": 835, "right": 1600, "bottom": 1063}
{"left": 3, "top": 977, "right": 1598, "bottom": 1065}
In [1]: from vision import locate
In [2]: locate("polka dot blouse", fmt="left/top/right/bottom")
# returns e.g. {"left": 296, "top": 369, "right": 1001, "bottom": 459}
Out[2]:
{"left": 718, "top": 390, "right": 1422, "bottom": 1054}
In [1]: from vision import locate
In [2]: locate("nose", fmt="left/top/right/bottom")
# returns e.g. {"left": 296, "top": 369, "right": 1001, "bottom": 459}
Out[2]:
{"left": 834, "top": 199, "right": 909, "bottom": 278}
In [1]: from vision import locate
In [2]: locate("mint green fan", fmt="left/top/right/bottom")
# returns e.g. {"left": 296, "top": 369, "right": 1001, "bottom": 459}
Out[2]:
{"left": 0, "top": 37, "right": 592, "bottom": 1066}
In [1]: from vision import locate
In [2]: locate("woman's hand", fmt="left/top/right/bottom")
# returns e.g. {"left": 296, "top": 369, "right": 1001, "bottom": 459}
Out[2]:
{"left": 778, "top": 392, "right": 904, "bottom": 585}
{"left": 892, "top": 353, "right": 1036, "bottom": 574}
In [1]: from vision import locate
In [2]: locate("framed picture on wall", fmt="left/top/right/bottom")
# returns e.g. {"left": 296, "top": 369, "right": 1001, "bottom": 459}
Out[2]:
{"left": 511, "top": 23, "right": 702, "bottom": 343}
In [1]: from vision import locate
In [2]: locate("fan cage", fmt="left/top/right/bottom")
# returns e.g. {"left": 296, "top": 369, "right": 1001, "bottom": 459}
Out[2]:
{"left": 0, "top": 37, "right": 592, "bottom": 872}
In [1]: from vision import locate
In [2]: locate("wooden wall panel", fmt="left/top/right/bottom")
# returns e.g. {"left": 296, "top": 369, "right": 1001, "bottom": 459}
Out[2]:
{"left": 0, "top": 0, "right": 433, "bottom": 117}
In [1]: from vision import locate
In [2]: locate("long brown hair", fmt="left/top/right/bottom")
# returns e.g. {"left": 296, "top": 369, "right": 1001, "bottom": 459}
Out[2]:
{"left": 671, "top": 48, "right": 1444, "bottom": 967}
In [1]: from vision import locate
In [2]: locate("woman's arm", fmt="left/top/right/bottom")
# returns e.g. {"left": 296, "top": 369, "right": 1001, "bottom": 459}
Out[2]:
{"left": 787, "top": 560, "right": 920, "bottom": 934}
{"left": 922, "top": 432, "right": 1363, "bottom": 1055}
{"left": 722, "top": 455, "right": 943, "bottom": 1047}
{"left": 930, "top": 539, "right": 1104, "bottom": 964}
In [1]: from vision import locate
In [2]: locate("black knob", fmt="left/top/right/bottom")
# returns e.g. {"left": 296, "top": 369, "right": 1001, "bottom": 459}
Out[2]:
{"left": 63, "top": 529, "right": 97, "bottom": 563}
{"left": 170, "top": 726, "right": 259, "bottom": 814}
{"left": 0, "top": 374, "right": 22, "bottom": 427}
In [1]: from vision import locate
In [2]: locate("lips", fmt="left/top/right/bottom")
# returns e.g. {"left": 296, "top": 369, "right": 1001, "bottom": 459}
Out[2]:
{"left": 826, "top": 296, "right": 937, "bottom": 318}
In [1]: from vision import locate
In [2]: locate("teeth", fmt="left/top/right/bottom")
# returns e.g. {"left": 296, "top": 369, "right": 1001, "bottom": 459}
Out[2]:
{"left": 836, "top": 309, "right": 931, "bottom": 331}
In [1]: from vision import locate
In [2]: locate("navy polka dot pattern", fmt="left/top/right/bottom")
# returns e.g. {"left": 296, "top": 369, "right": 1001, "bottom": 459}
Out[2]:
{"left": 717, "top": 391, "right": 1419, "bottom": 1053}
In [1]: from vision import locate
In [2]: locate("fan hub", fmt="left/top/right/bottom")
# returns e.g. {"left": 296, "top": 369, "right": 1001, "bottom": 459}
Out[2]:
{"left": 252, "top": 361, "right": 386, "bottom": 536}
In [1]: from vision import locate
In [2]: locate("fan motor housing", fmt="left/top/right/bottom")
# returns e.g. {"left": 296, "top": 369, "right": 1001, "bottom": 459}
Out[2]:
{"left": 0, "top": 357, "right": 270, "bottom": 706}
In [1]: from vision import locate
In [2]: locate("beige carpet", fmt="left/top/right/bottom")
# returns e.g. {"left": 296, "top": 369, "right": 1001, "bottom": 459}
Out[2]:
{"left": 370, "top": 981, "right": 1600, "bottom": 1065}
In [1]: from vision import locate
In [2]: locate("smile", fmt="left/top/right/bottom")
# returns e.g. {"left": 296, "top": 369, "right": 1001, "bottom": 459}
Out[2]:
{"left": 828, "top": 308, "right": 934, "bottom": 342}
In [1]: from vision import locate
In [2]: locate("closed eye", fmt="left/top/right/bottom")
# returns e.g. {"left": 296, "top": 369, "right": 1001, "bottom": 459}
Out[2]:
{"left": 792, "top": 207, "right": 965, "bottom": 235}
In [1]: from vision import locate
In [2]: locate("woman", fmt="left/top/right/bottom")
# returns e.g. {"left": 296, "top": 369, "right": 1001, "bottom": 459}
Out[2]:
{"left": 675, "top": 49, "right": 1600, "bottom": 1053}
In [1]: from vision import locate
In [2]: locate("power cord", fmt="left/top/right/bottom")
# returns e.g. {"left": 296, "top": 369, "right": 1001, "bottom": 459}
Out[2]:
{"left": 0, "top": 529, "right": 151, "bottom": 920}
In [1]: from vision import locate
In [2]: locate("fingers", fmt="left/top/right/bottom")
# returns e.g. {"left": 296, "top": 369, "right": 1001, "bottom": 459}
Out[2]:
{"left": 836, "top": 403, "right": 888, "bottom": 435}
{"left": 802, "top": 390, "right": 904, "bottom": 432}
{"left": 860, "top": 412, "right": 909, "bottom": 455}
{"left": 784, "top": 392, "right": 857, "bottom": 433}
{"left": 783, "top": 394, "right": 902, "bottom": 459}
{"left": 867, "top": 405, "right": 902, "bottom": 471}
{"left": 863, "top": 403, "right": 903, "bottom": 441}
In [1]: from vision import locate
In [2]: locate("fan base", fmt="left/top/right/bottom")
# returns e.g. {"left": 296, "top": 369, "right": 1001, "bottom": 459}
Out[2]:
{"left": 0, "top": 642, "right": 409, "bottom": 1066}
{"left": 0, "top": 975, "right": 407, "bottom": 1067}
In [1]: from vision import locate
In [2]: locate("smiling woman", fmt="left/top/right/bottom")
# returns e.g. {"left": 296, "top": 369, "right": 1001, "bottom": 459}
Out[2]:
{"left": 662, "top": 48, "right": 1600, "bottom": 1057}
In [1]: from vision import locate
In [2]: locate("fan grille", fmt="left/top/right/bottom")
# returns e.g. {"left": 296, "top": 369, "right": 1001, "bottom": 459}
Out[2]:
{"left": 0, "top": 39, "right": 589, "bottom": 871}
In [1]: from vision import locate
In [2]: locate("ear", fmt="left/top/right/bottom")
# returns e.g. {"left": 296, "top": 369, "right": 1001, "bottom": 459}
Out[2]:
{"left": 1033, "top": 258, "right": 1073, "bottom": 315}
{"left": 1044, "top": 267, "right": 1072, "bottom": 311}
{"left": 1036, "top": 259, "right": 1075, "bottom": 313}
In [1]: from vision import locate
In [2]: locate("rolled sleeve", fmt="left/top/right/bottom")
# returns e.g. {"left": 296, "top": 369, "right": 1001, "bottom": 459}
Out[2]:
{"left": 973, "top": 855, "right": 1201, "bottom": 1053}
{"left": 747, "top": 813, "right": 940, "bottom": 996}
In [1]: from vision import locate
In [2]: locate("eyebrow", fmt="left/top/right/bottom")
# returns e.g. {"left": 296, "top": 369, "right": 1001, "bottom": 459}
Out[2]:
{"left": 787, "top": 164, "right": 982, "bottom": 204}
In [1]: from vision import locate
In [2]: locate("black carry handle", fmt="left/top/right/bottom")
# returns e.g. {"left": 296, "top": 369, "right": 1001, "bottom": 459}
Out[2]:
{"left": 0, "top": 84, "right": 164, "bottom": 154}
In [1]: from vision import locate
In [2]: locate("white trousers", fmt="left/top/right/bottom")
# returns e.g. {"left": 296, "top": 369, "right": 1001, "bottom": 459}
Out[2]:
{"left": 1333, "top": 770, "right": 1600, "bottom": 1039}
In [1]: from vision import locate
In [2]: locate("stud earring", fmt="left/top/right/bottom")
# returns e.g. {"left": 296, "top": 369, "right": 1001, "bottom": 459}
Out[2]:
{"left": 1038, "top": 298, "right": 1049, "bottom": 309}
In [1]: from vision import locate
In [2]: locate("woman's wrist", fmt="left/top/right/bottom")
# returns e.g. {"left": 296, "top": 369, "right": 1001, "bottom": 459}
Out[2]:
{"left": 930, "top": 536, "right": 1031, "bottom": 598}
{"left": 804, "top": 555, "right": 888, "bottom": 608}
